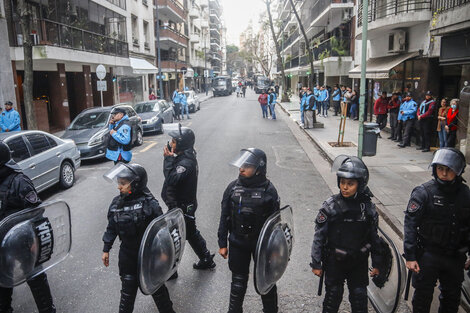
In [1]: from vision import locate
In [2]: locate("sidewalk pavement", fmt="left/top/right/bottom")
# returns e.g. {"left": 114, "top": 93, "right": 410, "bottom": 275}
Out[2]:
{"left": 279, "top": 95, "right": 470, "bottom": 237}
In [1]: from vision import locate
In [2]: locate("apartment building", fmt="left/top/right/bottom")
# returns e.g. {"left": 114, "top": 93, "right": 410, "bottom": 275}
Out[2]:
{"left": 0, "top": 0, "right": 15, "bottom": 110}
{"left": 209, "top": 0, "right": 222, "bottom": 75}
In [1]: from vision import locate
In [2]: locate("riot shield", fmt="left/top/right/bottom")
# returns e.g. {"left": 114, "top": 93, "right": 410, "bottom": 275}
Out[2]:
{"left": 367, "top": 227, "right": 406, "bottom": 313}
{"left": 138, "top": 208, "right": 186, "bottom": 295}
{"left": 461, "top": 270, "right": 470, "bottom": 311}
{"left": 254, "top": 205, "right": 294, "bottom": 295}
{"left": 0, "top": 201, "right": 72, "bottom": 288}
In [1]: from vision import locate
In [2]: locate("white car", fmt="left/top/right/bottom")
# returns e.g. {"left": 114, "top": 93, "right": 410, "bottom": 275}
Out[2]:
{"left": 184, "top": 91, "right": 201, "bottom": 113}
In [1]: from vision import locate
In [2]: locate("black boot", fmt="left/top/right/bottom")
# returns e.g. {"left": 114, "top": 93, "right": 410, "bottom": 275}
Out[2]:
{"left": 193, "top": 253, "right": 216, "bottom": 270}
{"left": 0, "top": 287, "right": 13, "bottom": 313}
{"left": 152, "top": 285, "right": 175, "bottom": 313}
{"left": 27, "top": 274, "right": 56, "bottom": 313}
{"left": 261, "top": 285, "right": 278, "bottom": 313}
{"left": 119, "top": 275, "right": 138, "bottom": 313}
{"left": 228, "top": 274, "right": 248, "bottom": 313}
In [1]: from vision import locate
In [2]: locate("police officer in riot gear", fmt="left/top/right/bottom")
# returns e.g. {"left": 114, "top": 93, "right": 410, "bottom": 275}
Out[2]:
{"left": 162, "top": 125, "right": 215, "bottom": 271}
{"left": 311, "top": 155, "right": 382, "bottom": 313}
{"left": 218, "top": 148, "right": 280, "bottom": 313}
{"left": 102, "top": 163, "right": 175, "bottom": 313}
{"left": 404, "top": 148, "right": 470, "bottom": 313}
{"left": 0, "top": 142, "right": 56, "bottom": 313}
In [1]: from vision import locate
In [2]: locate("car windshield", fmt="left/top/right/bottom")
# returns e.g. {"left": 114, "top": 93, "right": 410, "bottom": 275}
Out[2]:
{"left": 184, "top": 92, "right": 192, "bottom": 98}
{"left": 135, "top": 102, "right": 158, "bottom": 113}
{"left": 217, "top": 80, "right": 226, "bottom": 86}
{"left": 69, "top": 111, "right": 109, "bottom": 130}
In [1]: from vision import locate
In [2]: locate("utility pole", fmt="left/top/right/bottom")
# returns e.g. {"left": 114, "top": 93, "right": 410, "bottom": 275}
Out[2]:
{"left": 155, "top": 5, "right": 164, "bottom": 99}
{"left": 357, "top": 0, "right": 369, "bottom": 159}
{"left": 204, "top": 29, "right": 208, "bottom": 95}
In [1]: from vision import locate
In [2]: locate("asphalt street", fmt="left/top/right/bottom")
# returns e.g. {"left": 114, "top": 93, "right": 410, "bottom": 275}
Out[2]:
{"left": 10, "top": 89, "right": 407, "bottom": 313}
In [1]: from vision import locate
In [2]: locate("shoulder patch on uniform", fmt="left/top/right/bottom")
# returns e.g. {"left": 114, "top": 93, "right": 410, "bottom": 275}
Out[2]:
{"left": 316, "top": 211, "right": 327, "bottom": 224}
{"left": 407, "top": 200, "right": 421, "bottom": 213}
{"left": 25, "top": 191, "right": 38, "bottom": 204}
{"left": 176, "top": 166, "right": 186, "bottom": 174}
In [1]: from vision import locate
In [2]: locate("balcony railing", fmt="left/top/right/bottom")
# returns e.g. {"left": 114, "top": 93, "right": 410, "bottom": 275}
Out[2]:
{"left": 431, "top": 0, "right": 469, "bottom": 11}
{"left": 358, "top": 0, "right": 431, "bottom": 27}
{"left": 157, "top": 0, "right": 186, "bottom": 19}
{"left": 304, "top": 0, "right": 352, "bottom": 27}
{"left": 159, "top": 27, "right": 188, "bottom": 46}
{"left": 16, "top": 19, "right": 129, "bottom": 58}
{"left": 312, "top": 36, "right": 351, "bottom": 60}
{"left": 285, "top": 56, "right": 299, "bottom": 69}
{"left": 282, "top": 29, "right": 299, "bottom": 50}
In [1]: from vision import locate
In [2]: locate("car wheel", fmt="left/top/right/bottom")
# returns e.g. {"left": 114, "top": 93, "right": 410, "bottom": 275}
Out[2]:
{"left": 59, "top": 161, "right": 75, "bottom": 189}
{"left": 135, "top": 129, "right": 143, "bottom": 146}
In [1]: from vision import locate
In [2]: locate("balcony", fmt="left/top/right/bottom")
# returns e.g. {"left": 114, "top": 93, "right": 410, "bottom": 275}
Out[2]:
{"left": 356, "top": 0, "right": 431, "bottom": 39}
{"left": 200, "top": 19, "right": 209, "bottom": 28}
{"left": 304, "top": 0, "right": 354, "bottom": 37}
{"left": 430, "top": 0, "right": 470, "bottom": 35}
{"left": 189, "top": 6, "right": 199, "bottom": 18}
{"left": 159, "top": 27, "right": 188, "bottom": 49}
{"left": 209, "top": 0, "right": 220, "bottom": 9}
{"left": 157, "top": 0, "right": 186, "bottom": 24}
{"left": 210, "top": 41, "right": 220, "bottom": 49}
{"left": 14, "top": 19, "right": 129, "bottom": 58}
{"left": 281, "top": 29, "right": 300, "bottom": 51}
{"left": 190, "top": 33, "right": 200, "bottom": 42}
{"left": 160, "top": 59, "right": 188, "bottom": 71}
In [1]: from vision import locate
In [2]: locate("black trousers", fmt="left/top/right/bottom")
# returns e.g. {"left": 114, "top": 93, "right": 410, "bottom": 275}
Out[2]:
{"left": 412, "top": 251, "right": 465, "bottom": 313}
{"left": 376, "top": 114, "right": 387, "bottom": 130}
{"left": 184, "top": 212, "right": 210, "bottom": 260}
{"left": 418, "top": 118, "right": 432, "bottom": 149}
{"left": 389, "top": 112, "right": 398, "bottom": 139}
{"left": 402, "top": 119, "right": 415, "bottom": 146}
{"left": 333, "top": 101, "right": 340, "bottom": 115}
{"left": 446, "top": 130, "right": 457, "bottom": 148}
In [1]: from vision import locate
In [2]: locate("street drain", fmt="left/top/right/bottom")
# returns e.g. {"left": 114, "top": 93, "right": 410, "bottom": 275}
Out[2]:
{"left": 328, "top": 142, "right": 356, "bottom": 147}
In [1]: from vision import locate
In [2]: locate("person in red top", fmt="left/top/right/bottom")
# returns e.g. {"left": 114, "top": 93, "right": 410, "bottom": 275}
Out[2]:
{"left": 416, "top": 91, "right": 436, "bottom": 152}
{"left": 387, "top": 93, "right": 401, "bottom": 140}
{"left": 374, "top": 91, "right": 389, "bottom": 138}
{"left": 445, "top": 99, "right": 459, "bottom": 147}
{"left": 258, "top": 90, "right": 269, "bottom": 118}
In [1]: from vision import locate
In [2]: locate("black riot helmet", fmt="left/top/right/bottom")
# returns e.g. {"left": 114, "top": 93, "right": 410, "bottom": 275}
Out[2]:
{"left": 331, "top": 155, "right": 369, "bottom": 193}
{"left": 0, "top": 142, "right": 12, "bottom": 166}
{"left": 230, "top": 148, "right": 267, "bottom": 175}
{"left": 103, "top": 163, "right": 148, "bottom": 193}
{"left": 430, "top": 148, "right": 466, "bottom": 182}
{"left": 168, "top": 124, "right": 195, "bottom": 152}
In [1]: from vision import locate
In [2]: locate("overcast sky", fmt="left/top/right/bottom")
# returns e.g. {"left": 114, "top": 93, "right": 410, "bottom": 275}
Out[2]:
{"left": 219, "top": 0, "right": 267, "bottom": 46}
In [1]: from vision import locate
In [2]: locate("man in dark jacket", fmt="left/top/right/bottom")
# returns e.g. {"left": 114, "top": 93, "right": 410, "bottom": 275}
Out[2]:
{"left": 374, "top": 91, "right": 389, "bottom": 138}
{"left": 162, "top": 125, "right": 215, "bottom": 271}
{"left": 416, "top": 91, "right": 436, "bottom": 152}
{"left": 0, "top": 142, "right": 56, "bottom": 313}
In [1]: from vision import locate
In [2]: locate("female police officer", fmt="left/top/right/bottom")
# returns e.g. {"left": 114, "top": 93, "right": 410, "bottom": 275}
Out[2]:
{"left": 101, "top": 163, "right": 175, "bottom": 313}
{"left": 217, "top": 148, "right": 280, "bottom": 313}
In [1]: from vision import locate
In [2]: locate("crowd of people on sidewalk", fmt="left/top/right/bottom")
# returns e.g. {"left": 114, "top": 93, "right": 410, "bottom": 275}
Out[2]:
{"left": 257, "top": 88, "right": 278, "bottom": 120}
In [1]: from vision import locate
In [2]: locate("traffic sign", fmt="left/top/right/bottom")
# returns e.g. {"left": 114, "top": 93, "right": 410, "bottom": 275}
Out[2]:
{"left": 181, "top": 67, "right": 187, "bottom": 74}
{"left": 97, "top": 80, "right": 107, "bottom": 91}
{"left": 96, "top": 64, "right": 106, "bottom": 80}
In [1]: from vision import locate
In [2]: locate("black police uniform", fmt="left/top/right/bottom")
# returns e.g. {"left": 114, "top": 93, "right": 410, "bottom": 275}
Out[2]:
{"left": 0, "top": 165, "right": 56, "bottom": 313}
{"left": 404, "top": 179, "right": 470, "bottom": 312}
{"left": 162, "top": 148, "right": 212, "bottom": 264}
{"left": 311, "top": 191, "right": 382, "bottom": 313}
{"left": 218, "top": 174, "right": 280, "bottom": 313}
{"left": 103, "top": 187, "right": 174, "bottom": 313}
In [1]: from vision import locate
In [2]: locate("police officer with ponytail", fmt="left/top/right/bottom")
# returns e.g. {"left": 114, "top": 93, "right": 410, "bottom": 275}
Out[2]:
{"left": 218, "top": 148, "right": 280, "bottom": 313}
{"left": 102, "top": 163, "right": 175, "bottom": 313}
{"left": 404, "top": 148, "right": 470, "bottom": 313}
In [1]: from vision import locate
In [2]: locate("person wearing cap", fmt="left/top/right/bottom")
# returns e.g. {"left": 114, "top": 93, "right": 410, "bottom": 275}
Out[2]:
{"left": 172, "top": 89, "right": 182, "bottom": 121}
{"left": 374, "top": 91, "right": 389, "bottom": 138}
{"left": 218, "top": 148, "right": 280, "bottom": 313}
{"left": 303, "top": 88, "right": 316, "bottom": 129}
{"left": 311, "top": 155, "right": 383, "bottom": 313}
{"left": 332, "top": 85, "right": 341, "bottom": 116}
{"left": 0, "top": 101, "right": 21, "bottom": 133}
{"left": 404, "top": 148, "right": 470, "bottom": 313}
{"left": 299, "top": 87, "right": 308, "bottom": 125}
{"left": 106, "top": 107, "right": 132, "bottom": 164}
{"left": 416, "top": 91, "right": 436, "bottom": 152}
{"left": 398, "top": 93, "right": 417, "bottom": 148}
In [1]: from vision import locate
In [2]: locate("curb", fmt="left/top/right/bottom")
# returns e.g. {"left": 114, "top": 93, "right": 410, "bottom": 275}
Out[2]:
{"left": 279, "top": 102, "right": 404, "bottom": 239}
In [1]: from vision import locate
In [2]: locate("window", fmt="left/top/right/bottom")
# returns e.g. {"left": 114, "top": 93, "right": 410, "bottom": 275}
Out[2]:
{"left": 25, "top": 133, "right": 51, "bottom": 155}
{"left": 46, "top": 135, "right": 58, "bottom": 148}
{"left": 6, "top": 137, "right": 31, "bottom": 163}
{"left": 125, "top": 107, "right": 136, "bottom": 117}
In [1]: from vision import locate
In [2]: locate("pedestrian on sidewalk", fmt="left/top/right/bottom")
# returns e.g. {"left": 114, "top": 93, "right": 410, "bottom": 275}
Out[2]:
{"left": 404, "top": 148, "right": 470, "bottom": 313}
{"left": 311, "top": 155, "right": 382, "bottom": 313}
{"left": 349, "top": 90, "right": 359, "bottom": 120}
{"left": 373, "top": 91, "right": 389, "bottom": 138}
{"left": 416, "top": 91, "right": 436, "bottom": 152}
{"left": 344, "top": 87, "right": 352, "bottom": 118}
{"left": 258, "top": 90, "right": 269, "bottom": 118}
{"left": 299, "top": 87, "right": 308, "bottom": 125}
{"left": 303, "top": 88, "right": 316, "bottom": 129}
{"left": 267, "top": 89, "right": 277, "bottom": 120}
{"left": 319, "top": 85, "right": 330, "bottom": 117}
{"left": 332, "top": 85, "right": 341, "bottom": 116}
{"left": 436, "top": 98, "right": 449, "bottom": 148}
{"left": 314, "top": 85, "right": 321, "bottom": 116}
{"left": 445, "top": 99, "right": 459, "bottom": 148}
{"left": 387, "top": 93, "right": 401, "bottom": 140}
{"left": 172, "top": 89, "right": 182, "bottom": 121}
{"left": 395, "top": 96, "right": 405, "bottom": 143}
{"left": 398, "top": 93, "right": 417, "bottom": 148}
{"left": 0, "top": 101, "right": 21, "bottom": 132}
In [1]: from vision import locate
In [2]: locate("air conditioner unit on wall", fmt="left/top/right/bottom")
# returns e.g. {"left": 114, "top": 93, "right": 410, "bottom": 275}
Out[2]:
{"left": 388, "top": 31, "right": 407, "bottom": 53}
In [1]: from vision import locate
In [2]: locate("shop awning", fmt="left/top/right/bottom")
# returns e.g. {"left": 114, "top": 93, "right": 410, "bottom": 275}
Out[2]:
{"left": 129, "top": 57, "right": 158, "bottom": 75}
{"left": 349, "top": 52, "right": 419, "bottom": 79}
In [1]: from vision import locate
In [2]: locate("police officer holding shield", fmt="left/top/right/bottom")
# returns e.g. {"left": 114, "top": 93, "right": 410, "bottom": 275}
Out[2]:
{"left": 102, "top": 163, "right": 175, "bottom": 313}
{"left": 218, "top": 148, "right": 280, "bottom": 313}
{"left": 404, "top": 148, "right": 470, "bottom": 313}
{"left": 311, "top": 155, "right": 383, "bottom": 313}
{"left": 0, "top": 142, "right": 56, "bottom": 313}
{"left": 162, "top": 125, "right": 215, "bottom": 271}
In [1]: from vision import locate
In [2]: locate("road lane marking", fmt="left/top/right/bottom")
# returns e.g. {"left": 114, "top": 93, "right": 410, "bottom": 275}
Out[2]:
{"left": 140, "top": 142, "right": 157, "bottom": 153}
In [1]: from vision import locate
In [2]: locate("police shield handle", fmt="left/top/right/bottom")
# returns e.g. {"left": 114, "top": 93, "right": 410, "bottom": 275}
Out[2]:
{"left": 102, "top": 252, "right": 109, "bottom": 267}
{"left": 404, "top": 269, "right": 413, "bottom": 301}
{"left": 219, "top": 247, "right": 228, "bottom": 259}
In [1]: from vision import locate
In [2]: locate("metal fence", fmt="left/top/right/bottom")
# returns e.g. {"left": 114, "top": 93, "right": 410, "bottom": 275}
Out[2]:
{"left": 431, "top": 0, "right": 470, "bottom": 11}
{"left": 358, "top": 0, "right": 431, "bottom": 27}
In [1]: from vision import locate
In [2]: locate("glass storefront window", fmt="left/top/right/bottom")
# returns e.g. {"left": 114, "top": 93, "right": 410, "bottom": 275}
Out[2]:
{"left": 118, "top": 77, "right": 144, "bottom": 104}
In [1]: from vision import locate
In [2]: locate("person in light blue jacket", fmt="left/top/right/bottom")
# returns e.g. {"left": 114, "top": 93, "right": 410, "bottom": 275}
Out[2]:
{"left": 180, "top": 92, "right": 190, "bottom": 120}
{"left": 106, "top": 108, "right": 132, "bottom": 164}
{"left": 172, "top": 89, "right": 182, "bottom": 120}
{"left": 398, "top": 93, "right": 417, "bottom": 148}
{"left": 300, "top": 87, "right": 307, "bottom": 124}
{"left": 319, "top": 86, "right": 330, "bottom": 117}
{"left": 1, "top": 101, "right": 21, "bottom": 132}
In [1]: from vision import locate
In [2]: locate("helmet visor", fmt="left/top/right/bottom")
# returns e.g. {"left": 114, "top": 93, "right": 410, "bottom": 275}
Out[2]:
{"left": 332, "top": 155, "right": 368, "bottom": 179}
{"left": 331, "top": 155, "right": 350, "bottom": 173}
{"left": 164, "top": 123, "right": 182, "bottom": 137}
{"left": 430, "top": 149, "right": 466, "bottom": 176}
{"left": 103, "top": 163, "right": 137, "bottom": 185}
{"left": 230, "top": 150, "right": 262, "bottom": 169}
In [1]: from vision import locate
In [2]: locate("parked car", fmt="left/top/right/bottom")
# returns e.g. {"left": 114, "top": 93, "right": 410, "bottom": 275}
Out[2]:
{"left": 62, "top": 104, "right": 143, "bottom": 160}
{"left": 1, "top": 130, "right": 81, "bottom": 192}
{"left": 134, "top": 100, "right": 174, "bottom": 134}
{"left": 184, "top": 91, "right": 201, "bottom": 113}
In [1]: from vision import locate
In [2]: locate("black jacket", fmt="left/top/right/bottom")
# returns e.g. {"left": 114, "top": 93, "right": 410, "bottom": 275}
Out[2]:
{"left": 161, "top": 149, "right": 198, "bottom": 211}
